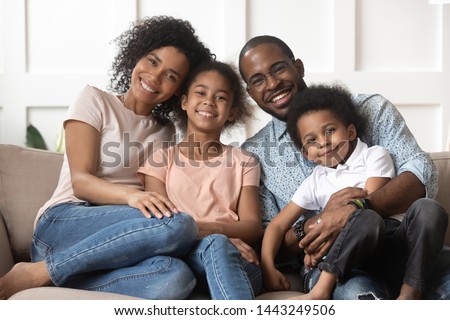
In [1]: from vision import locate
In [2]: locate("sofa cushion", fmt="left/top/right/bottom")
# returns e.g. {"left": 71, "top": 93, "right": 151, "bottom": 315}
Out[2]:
{"left": 0, "top": 144, "right": 63, "bottom": 261}
{"left": 9, "top": 287, "right": 143, "bottom": 300}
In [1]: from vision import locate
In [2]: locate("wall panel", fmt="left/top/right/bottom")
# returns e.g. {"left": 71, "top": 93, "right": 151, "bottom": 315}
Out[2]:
{"left": 355, "top": 0, "right": 442, "bottom": 72}
{"left": 26, "top": 0, "right": 115, "bottom": 74}
{"left": 0, "top": 0, "right": 449, "bottom": 151}
{"left": 397, "top": 104, "right": 442, "bottom": 152}
{"left": 247, "top": 0, "right": 334, "bottom": 73}
{"left": 0, "top": 0, "right": 3, "bottom": 74}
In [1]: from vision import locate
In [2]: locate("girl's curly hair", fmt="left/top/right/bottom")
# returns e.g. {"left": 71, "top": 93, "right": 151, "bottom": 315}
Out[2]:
{"left": 109, "top": 16, "right": 215, "bottom": 123}
{"left": 172, "top": 60, "right": 252, "bottom": 134}
{"left": 287, "top": 83, "right": 366, "bottom": 151}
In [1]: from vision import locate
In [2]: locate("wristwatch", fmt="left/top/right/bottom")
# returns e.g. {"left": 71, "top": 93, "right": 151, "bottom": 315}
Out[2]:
{"left": 348, "top": 198, "right": 373, "bottom": 210}
{"left": 293, "top": 219, "right": 307, "bottom": 242}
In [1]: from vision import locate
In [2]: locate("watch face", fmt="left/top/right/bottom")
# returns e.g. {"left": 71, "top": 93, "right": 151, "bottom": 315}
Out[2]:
{"left": 294, "top": 220, "right": 306, "bottom": 241}
{"left": 362, "top": 198, "right": 372, "bottom": 210}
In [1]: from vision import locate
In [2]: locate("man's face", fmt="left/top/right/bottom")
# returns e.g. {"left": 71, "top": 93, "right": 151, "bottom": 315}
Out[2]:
{"left": 240, "top": 43, "right": 306, "bottom": 121}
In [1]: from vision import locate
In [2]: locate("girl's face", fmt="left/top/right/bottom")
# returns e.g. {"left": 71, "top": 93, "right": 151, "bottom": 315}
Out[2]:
{"left": 181, "top": 70, "right": 236, "bottom": 135}
{"left": 297, "top": 109, "right": 357, "bottom": 168}
{"left": 130, "top": 46, "right": 189, "bottom": 109}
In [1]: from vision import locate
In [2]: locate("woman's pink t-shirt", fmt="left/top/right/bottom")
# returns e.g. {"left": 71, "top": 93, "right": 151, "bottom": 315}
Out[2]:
{"left": 34, "top": 85, "right": 175, "bottom": 228}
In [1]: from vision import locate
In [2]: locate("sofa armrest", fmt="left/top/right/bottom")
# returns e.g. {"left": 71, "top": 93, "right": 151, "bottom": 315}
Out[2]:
{"left": 431, "top": 151, "right": 450, "bottom": 246}
{"left": 0, "top": 211, "right": 15, "bottom": 276}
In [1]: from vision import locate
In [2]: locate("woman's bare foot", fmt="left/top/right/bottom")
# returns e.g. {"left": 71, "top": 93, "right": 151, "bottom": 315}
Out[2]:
{"left": 397, "top": 283, "right": 422, "bottom": 300}
{"left": 0, "top": 261, "right": 52, "bottom": 299}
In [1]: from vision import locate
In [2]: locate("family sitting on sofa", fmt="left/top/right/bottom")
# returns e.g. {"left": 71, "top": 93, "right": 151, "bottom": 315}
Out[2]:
{"left": 1, "top": 15, "right": 449, "bottom": 300}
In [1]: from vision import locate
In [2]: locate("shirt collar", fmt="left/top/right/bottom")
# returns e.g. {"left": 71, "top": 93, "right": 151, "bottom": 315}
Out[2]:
{"left": 272, "top": 117, "right": 288, "bottom": 140}
{"left": 344, "top": 138, "right": 366, "bottom": 166}
{"left": 316, "top": 138, "right": 366, "bottom": 174}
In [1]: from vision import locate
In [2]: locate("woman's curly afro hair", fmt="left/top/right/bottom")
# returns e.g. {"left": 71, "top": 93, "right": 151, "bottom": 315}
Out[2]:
{"left": 109, "top": 16, "right": 215, "bottom": 123}
{"left": 172, "top": 60, "right": 252, "bottom": 134}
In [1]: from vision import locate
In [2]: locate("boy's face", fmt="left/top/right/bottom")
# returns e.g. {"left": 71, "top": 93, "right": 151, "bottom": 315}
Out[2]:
{"left": 297, "top": 109, "right": 357, "bottom": 168}
{"left": 181, "top": 70, "right": 236, "bottom": 135}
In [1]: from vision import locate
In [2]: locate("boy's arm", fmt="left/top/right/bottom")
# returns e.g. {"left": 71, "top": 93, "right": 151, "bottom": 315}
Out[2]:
{"left": 364, "top": 177, "right": 391, "bottom": 194}
{"left": 261, "top": 201, "right": 306, "bottom": 291}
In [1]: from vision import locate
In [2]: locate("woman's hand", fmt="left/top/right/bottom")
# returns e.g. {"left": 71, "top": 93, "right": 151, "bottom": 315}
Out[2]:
{"left": 127, "top": 190, "right": 178, "bottom": 219}
{"left": 229, "top": 238, "right": 260, "bottom": 265}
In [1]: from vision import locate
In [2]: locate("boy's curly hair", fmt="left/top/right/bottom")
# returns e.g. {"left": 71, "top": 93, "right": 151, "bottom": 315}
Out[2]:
{"left": 287, "top": 83, "right": 366, "bottom": 151}
{"left": 172, "top": 60, "right": 252, "bottom": 133}
{"left": 109, "top": 16, "right": 215, "bottom": 123}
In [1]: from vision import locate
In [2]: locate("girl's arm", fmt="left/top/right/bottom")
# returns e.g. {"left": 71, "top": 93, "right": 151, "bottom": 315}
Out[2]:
{"left": 66, "top": 120, "right": 175, "bottom": 218}
{"left": 198, "top": 185, "right": 263, "bottom": 246}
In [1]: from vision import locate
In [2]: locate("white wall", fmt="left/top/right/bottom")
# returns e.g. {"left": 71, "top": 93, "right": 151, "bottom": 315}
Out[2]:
{"left": 1, "top": 0, "right": 449, "bottom": 152}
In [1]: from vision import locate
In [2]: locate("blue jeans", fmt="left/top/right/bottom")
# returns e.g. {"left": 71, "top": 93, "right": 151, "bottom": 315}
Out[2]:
{"left": 32, "top": 202, "right": 199, "bottom": 299}
{"left": 184, "top": 234, "right": 262, "bottom": 299}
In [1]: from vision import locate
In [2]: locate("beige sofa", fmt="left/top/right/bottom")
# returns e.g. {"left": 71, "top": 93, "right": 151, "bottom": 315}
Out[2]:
{"left": 1, "top": 144, "right": 450, "bottom": 300}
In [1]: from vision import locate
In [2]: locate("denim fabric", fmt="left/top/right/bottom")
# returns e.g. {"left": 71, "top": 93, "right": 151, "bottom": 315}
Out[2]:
{"left": 381, "top": 198, "right": 449, "bottom": 298}
{"left": 302, "top": 267, "right": 389, "bottom": 300}
{"left": 423, "top": 246, "right": 450, "bottom": 300}
{"left": 302, "top": 209, "right": 387, "bottom": 299}
{"left": 184, "top": 234, "right": 262, "bottom": 300}
{"left": 32, "top": 202, "right": 198, "bottom": 299}
{"left": 319, "top": 209, "right": 385, "bottom": 283}
{"left": 303, "top": 198, "right": 450, "bottom": 300}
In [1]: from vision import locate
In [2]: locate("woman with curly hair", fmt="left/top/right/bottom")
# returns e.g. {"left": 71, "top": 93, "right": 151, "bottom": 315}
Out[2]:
{"left": 0, "top": 16, "right": 214, "bottom": 300}
{"left": 138, "top": 60, "right": 263, "bottom": 299}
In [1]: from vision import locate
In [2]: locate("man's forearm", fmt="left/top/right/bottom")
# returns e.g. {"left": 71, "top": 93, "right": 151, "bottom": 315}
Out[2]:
{"left": 368, "top": 171, "right": 425, "bottom": 217}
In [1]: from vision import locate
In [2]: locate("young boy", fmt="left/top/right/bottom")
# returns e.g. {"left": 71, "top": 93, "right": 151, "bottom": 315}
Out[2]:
{"left": 261, "top": 84, "right": 395, "bottom": 299}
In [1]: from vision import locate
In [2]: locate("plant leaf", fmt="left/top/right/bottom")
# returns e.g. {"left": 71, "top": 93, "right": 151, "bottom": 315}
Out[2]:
{"left": 26, "top": 124, "right": 48, "bottom": 150}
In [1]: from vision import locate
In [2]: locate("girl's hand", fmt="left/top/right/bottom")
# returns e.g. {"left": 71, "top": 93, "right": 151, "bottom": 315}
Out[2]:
{"left": 263, "top": 268, "right": 290, "bottom": 292}
{"left": 229, "top": 238, "right": 260, "bottom": 265}
{"left": 127, "top": 190, "right": 178, "bottom": 219}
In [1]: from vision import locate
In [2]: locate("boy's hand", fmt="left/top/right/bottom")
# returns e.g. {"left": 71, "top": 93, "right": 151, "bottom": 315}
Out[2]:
{"left": 263, "top": 268, "right": 290, "bottom": 292}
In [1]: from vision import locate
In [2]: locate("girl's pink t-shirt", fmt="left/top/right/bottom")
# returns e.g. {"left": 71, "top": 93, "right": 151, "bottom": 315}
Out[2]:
{"left": 137, "top": 145, "right": 260, "bottom": 223}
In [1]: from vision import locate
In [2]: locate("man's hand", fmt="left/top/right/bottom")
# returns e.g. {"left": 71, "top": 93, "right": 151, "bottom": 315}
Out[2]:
{"left": 299, "top": 187, "right": 363, "bottom": 261}
{"left": 323, "top": 187, "right": 368, "bottom": 211}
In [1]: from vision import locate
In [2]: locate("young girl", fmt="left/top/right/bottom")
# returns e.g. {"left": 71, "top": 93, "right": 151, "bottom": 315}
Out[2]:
{"left": 0, "top": 16, "right": 214, "bottom": 300}
{"left": 261, "top": 84, "right": 395, "bottom": 299}
{"left": 138, "top": 60, "right": 263, "bottom": 299}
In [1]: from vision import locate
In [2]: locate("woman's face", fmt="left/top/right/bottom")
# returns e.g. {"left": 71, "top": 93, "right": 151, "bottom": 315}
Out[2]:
{"left": 130, "top": 46, "right": 189, "bottom": 109}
